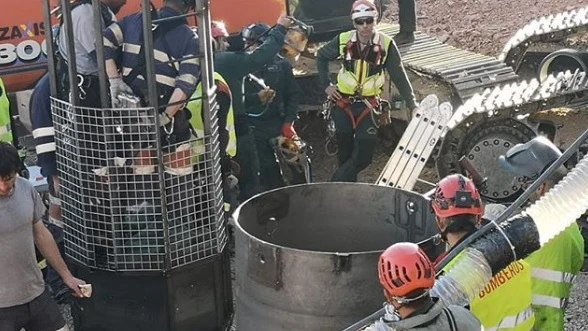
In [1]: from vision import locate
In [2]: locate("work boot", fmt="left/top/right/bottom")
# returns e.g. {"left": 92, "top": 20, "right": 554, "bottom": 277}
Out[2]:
{"left": 393, "top": 31, "right": 415, "bottom": 45}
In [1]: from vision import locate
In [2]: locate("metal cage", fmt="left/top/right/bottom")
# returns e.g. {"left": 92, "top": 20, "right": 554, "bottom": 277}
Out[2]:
{"left": 46, "top": 0, "right": 226, "bottom": 272}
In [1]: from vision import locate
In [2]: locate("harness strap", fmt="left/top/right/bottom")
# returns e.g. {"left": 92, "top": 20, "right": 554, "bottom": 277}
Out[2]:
{"left": 335, "top": 97, "right": 379, "bottom": 129}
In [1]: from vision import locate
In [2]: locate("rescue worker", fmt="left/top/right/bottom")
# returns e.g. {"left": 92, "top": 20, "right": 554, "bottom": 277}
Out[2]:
{"left": 29, "top": 74, "right": 73, "bottom": 304}
{"left": 316, "top": 0, "right": 417, "bottom": 182}
{"left": 394, "top": 0, "right": 417, "bottom": 45}
{"left": 104, "top": 0, "right": 200, "bottom": 175}
{"left": 213, "top": 16, "right": 294, "bottom": 200}
{"left": 185, "top": 22, "right": 238, "bottom": 211}
{"left": 432, "top": 174, "right": 535, "bottom": 331}
{"left": 364, "top": 242, "right": 483, "bottom": 331}
{"left": 499, "top": 136, "right": 584, "bottom": 331}
{"left": 242, "top": 23, "right": 303, "bottom": 190}
{"left": 0, "top": 77, "right": 13, "bottom": 144}
{"left": 56, "top": 0, "right": 126, "bottom": 176}
{"left": 57, "top": 0, "right": 126, "bottom": 105}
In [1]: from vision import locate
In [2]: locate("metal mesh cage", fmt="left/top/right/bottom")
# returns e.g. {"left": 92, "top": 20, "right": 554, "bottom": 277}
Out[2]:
{"left": 52, "top": 96, "right": 227, "bottom": 272}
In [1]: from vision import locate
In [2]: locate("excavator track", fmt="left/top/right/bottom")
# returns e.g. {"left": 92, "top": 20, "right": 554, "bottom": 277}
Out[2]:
{"left": 376, "top": 6, "right": 588, "bottom": 202}
{"left": 499, "top": 7, "right": 588, "bottom": 77}
{"left": 377, "top": 24, "right": 520, "bottom": 102}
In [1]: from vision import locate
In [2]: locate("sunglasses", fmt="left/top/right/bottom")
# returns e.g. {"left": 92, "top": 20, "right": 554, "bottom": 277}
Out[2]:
{"left": 354, "top": 17, "right": 374, "bottom": 26}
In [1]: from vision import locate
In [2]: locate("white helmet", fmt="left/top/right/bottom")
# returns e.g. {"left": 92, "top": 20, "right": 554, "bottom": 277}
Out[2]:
{"left": 351, "top": 0, "right": 378, "bottom": 20}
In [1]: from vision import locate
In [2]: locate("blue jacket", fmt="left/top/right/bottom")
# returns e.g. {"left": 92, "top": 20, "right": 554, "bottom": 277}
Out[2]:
{"left": 30, "top": 73, "right": 56, "bottom": 178}
{"left": 103, "top": 6, "right": 200, "bottom": 101}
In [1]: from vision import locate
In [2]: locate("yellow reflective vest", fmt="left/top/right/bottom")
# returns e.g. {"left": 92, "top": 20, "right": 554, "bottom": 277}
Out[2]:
{"left": 186, "top": 72, "right": 237, "bottom": 158}
{"left": 0, "top": 78, "right": 13, "bottom": 143}
{"left": 444, "top": 252, "right": 535, "bottom": 331}
{"left": 336, "top": 30, "right": 392, "bottom": 96}
{"left": 524, "top": 224, "right": 584, "bottom": 331}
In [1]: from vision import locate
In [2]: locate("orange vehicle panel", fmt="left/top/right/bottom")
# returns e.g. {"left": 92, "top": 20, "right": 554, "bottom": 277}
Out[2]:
{"left": 0, "top": 0, "right": 286, "bottom": 93}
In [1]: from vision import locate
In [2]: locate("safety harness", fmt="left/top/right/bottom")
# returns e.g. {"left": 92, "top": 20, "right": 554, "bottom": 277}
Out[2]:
{"left": 333, "top": 32, "right": 392, "bottom": 129}
{"left": 55, "top": 0, "right": 116, "bottom": 100}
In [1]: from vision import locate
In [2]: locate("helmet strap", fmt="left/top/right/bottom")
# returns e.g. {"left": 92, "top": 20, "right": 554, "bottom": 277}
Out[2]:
{"left": 392, "top": 289, "right": 430, "bottom": 304}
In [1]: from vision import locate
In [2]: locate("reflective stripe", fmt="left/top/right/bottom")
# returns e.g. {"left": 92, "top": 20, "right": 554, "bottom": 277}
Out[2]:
{"left": 532, "top": 268, "right": 577, "bottom": 284}
{"left": 123, "top": 43, "right": 141, "bottom": 54}
{"left": 186, "top": 72, "right": 237, "bottom": 157}
{"left": 336, "top": 31, "right": 391, "bottom": 96}
{"left": 178, "top": 73, "right": 198, "bottom": 86}
{"left": 181, "top": 56, "right": 200, "bottom": 66}
{"left": 532, "top": 294, "right": 568, "bottom": 309}
{"left": 486, "top": 306, "right": 534, "bottom": 331}
{"left": 103, "top": 37, "right": 116, "bottom": 49}
{"left": 32, "top": 127, "right": 55, "bottom": 138}
{"left": 156, "top": 74, "right": 176, "bottom": 87}
{"left": 0, "top": 124, "right": 11, "bottom": 136}
{"left": 154, "top": 49, "right": 180, "bottom": 72}
{"left": 36, "top": 142, "right": 56, "bottom": 154}
{"left": 110, "top": 23, "right": 124, "bottom": 45}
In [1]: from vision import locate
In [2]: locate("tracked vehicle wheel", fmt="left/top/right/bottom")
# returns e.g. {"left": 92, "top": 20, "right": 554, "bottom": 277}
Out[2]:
{"left": 436, "top": 118, "right": 537, "bottom": 203}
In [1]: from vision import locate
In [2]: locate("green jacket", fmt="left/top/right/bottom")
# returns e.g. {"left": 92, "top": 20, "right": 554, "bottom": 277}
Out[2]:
{"left": 524, "top": 223, "right": 584, "bottom": 331}
{"left": 316, "top": 30, "right": 417, "bottom": 109}
{"left": 215, "top": 25, "right": 287, "bottom": 136}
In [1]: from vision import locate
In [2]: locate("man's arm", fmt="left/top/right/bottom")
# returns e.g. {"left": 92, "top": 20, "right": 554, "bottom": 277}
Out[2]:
{"left": 282, "top": 60, "right": 301, "bottom": 124}
{"left": 236, "top": 22, "right": 289, "bottom": 76}
{"left": 103, "top": 20, "right": 125, "bottom": 63}
{"left": 316, "top": 35, "right": 341, "bottom": 91}
{"left": 385, "top": 40, "right": 417, "bottom": 110}
{"left": 31, "top": 74, "right": 57, "bottom": 178}
{"left": 167, "top": 31, "right": 200, "bottom": 117}
{"left": 34, "top": 222, "right": 85, "bottom": 297}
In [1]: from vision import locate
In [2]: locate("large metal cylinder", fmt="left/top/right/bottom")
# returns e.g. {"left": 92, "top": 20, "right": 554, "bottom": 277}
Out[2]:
{"left": 233, "top": 182, "right": 439, "bottom": 331}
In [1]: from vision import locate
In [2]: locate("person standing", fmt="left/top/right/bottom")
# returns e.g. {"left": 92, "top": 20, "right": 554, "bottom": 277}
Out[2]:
{"left": 0, "top": 142, "right": 86, "bottom": 331}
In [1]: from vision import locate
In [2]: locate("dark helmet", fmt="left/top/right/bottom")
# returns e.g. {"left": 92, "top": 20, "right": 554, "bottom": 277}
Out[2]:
{"left": 242, "top": 23, "right": 271, "bottom": 43}
{"left": 499, "top": 136, "right": 561, "bottom": 180}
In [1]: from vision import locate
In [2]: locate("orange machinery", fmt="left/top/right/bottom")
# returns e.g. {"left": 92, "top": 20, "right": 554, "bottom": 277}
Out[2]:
{"left": 0, "top": 0, "right": 287, "bottom": 93}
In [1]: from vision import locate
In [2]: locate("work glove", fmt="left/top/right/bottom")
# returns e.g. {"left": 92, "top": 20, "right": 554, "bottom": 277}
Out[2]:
{"left": 109, "top": 77, "right": 133, "bottom": 108}
{"left": 157, "top": 112, "right": 172, "bottom": 127}
{"left": 258, "top": 88, "right": 276, "bottom": 105}
{"left": 281, "top": 122, "right": 297, "bottom": 139}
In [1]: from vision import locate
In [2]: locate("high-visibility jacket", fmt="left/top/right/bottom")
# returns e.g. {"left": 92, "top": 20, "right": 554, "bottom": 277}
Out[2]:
{"left": 186, "top": 72, "right": 237, "bottom": 158}
{"left": 0, "top": 78, "right": 13, "bottom": 143}
{"left": 524, "top": 224, "right": 584, "bottom": 331}
{"left": 443, "top": 252, "right": 535, "bottom": 331}
{"left": 336, "top": 31, "right": 392, "bottom": 96}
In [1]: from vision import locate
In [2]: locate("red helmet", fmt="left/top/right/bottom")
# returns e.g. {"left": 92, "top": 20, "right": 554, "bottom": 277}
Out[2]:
{"left": 378, "top": 243, "right": 435, "bottom": 298}
{"left": 351, "top": 0, "right": 378, "bottom": 20}
{"left": 431, "top": 174, "right": 483, "bottom": 219}
{"left": 211, "top": 21, "right": 229, "bottom": 38}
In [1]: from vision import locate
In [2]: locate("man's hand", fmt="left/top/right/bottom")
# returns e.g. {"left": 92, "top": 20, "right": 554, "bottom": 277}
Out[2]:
{"left": 325, "top": 85, "right": 342, "bottom": 101}
{"left": 62, "top": 275, "right": 87, "bottom": 298}
{"left": 108, "top": 77, "right": 132, "bottom": 107}
{"left": 277, "top": 15, "right": 294, "bottom": 29}
{"left": 158, "top": 112, "right": 172, "bottom": 127}
{"left": 258, "top": 88, "right": 276, "bottom": 105}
